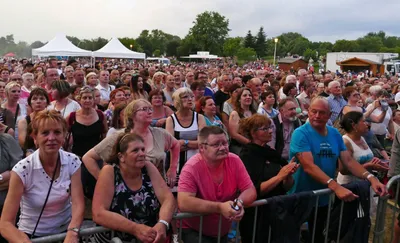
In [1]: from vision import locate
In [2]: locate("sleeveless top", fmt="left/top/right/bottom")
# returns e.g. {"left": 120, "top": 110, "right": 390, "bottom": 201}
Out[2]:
{"left": 170, "top": 111, "right": 199, "bottom": 171}
{"left": 204, "top": 115, "right": 223, "bottom": 128}
{"left": 337, "top": 135, "right": 374, "bottom": 184}
{"left": 70, "top": 111, "right": 104, "bottom": 158}
{"left": 94, "top": 166, "right": 160, "bottom": 243}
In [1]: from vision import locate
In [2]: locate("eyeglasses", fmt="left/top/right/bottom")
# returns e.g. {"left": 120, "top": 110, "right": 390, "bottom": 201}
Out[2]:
{"left": 352, "top": 93, "right": 360, "bottom": 97}
{"left": 135, "top": 107, "right": 153, "bottom": 113}
{"left": 257, "top": 126, "right": 272, "bottom": 131}
{"left": 181, "top": 95, "right": 194, "bottom": 100}
{"left": 11, "top": 78, "right": 22, "bottom": 81}
{"left": 202, "top": 142, "right": 229, "bottom": 149}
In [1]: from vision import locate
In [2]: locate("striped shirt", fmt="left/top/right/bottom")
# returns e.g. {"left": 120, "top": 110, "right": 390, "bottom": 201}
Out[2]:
{"left": 327, "top": 94, "right": 347, "bottom": 124}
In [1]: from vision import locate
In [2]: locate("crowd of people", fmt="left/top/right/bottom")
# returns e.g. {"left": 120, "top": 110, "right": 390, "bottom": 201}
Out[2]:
{"left": 0, "top": 56, "right": 398, "bottom": 243}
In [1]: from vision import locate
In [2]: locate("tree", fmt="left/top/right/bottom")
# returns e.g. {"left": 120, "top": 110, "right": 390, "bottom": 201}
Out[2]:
{"left": 136, "top": 30, "right": 153, "bottom": 56}
{"left": 244, "top": 30, "right": 255, "bottom": 49}
{"left": 119, "top": 37, "right": 138, "bottom": 51}
{"left": 255, "top": 27, "right": 267, "bottom": 57}
{"left": 332, "top": 40, "right": 359, "bottom": 52}
{"left": 357, "top": 36, "right": 384, "bottom": 52}
{"left": 153, "top": 49, "right": 161, "bottom": 57}
{"left": 30, "top": 41, "right": 45, "bottom": 49}
{"left": 236, "top": 47, "right": 257, "bottom": 61}
{"left": 303, "top": 48, "right": 317, "bottom": 61}
{"left": 188, "top": 11, "right": 230, "bottom": 55}
{"left": 223, "top": 37, "right": 242, "bottom": 57}
{"left": 166, "top": 39, "right": 181, "bottom": 56}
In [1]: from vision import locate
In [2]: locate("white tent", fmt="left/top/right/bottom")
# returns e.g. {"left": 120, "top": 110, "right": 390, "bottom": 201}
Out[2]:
{"left": 32, "top": 33, "right": 92, "bottom": 57}
{"left": 180, "top": 51, "right": 219, "bottom": 59}
{"left": 93, "top": 37, "right": 146, "bottom": 59}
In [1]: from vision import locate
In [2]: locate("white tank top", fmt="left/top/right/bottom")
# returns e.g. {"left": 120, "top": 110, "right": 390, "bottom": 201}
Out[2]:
{"left": 337, "top": 135, "right": 374, "bottom": 184}
{"left": 171, "top": 111, "right": 199, "bottom": 171}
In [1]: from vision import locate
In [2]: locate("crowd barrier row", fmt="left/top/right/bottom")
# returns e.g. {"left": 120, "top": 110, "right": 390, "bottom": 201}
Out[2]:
{"left": 31, "top": 175, "right": 400, "bottom": 243}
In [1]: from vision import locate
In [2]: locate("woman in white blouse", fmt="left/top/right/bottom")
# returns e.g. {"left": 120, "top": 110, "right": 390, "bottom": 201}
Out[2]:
{"left": 0, "top": 110, "right": 84, "bottom": 242}
{"left": 47, "top": 80, "right": 81, "bottom": 119}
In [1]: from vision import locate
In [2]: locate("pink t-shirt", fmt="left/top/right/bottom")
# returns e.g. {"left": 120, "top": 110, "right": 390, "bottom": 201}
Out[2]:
{"left": 178, "top": 153, "right": 254, "bottom": 237}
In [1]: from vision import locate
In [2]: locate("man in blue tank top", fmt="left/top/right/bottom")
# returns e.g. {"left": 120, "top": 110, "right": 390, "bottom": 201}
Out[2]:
{"left": 289, "top": 97, "right": 387, "bottom": 243}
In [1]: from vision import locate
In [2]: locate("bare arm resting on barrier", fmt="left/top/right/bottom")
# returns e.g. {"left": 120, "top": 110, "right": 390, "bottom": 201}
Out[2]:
{"left": 64, "top": 168, "right": 85, "bottom": 243}
{"left": 146, "top": 162, "right": 176, "bottom": 243}
{"left": 92, "top": 165, "right": 158, "bottom": 243}
{"left": 0, "top": 172, "right": 32, "bottom": 243}
{"left": 296, "top": 152, "right": 359, "bottom": 202}
{"left": 339, "top": 150, "right": 387, "bottom": 197}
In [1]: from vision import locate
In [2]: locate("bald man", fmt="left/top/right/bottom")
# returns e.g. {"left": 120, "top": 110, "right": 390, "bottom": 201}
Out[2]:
{"left": 289, "top": 97, "right": 386, "bottom": 242}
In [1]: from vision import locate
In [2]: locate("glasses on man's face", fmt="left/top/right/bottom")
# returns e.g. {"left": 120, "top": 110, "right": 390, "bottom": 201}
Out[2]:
{"left": 202, "top": 141, "right": 229, "bottom": 149}
{"left": 11, "top": 78, "right": 22, "bottom": 81}
{"left": 135, "top": 107, "right": 153, "bottom": 113}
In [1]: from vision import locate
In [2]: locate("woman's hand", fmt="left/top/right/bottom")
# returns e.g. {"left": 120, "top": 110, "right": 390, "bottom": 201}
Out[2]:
{"left": 63, "top": 231, "right": 79, "bottom": 243}
{"left": 278, "top": 159, "right": 299, "bottom": 180}
{"left": 156, "top": 118, "right": 166, "bottom": 127}
{"left": 152, "top": 223, "right": 167, "bottom": 243}
{"left": 133, "top": 224, "right": 157, "bottom": 243}
{"left": 166, "top": 168, "right": 177, "bottom": 188}
{"left": 364, "top": 157, "right": 389, "bottom": 171}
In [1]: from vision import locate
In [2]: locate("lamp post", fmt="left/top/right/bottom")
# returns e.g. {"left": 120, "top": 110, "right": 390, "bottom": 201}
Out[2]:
{"left": 273, "top": 38, "right": 278, "bottom": 68}
{"left": 130, "top": 44, "right": 133, "bottom": 50}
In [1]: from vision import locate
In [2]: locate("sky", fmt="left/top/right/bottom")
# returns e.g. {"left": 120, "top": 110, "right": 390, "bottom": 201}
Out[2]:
{"left": 1, "top": 0, "right": 400, "bottom": 44}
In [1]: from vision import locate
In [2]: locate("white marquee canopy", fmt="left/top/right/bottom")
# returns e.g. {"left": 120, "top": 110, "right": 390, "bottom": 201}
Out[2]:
{"left": 32, "top": 33, "right": 92, "bottom": 57}
{"left": 93, "top": 37, "right": 146, "bottom": 59}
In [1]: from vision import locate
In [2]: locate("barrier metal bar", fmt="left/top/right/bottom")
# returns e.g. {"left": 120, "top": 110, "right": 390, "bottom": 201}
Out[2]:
{"left": 373, "top": 174, "right": 400, "bottom": 243}
{"left": 217, "top": 214, "right": 222, "bottom": 243}
{"left": 32, "top": 226, "right": 110, "bottom": 243}
{"left": 198, "top": 215, "right": 203, "bottom": 243}
{"left": 311, "top": 195, "right": 319, "bottom": 243}
{"left": 235, "top": 221, "right": 240, "bottom": 243}
{"left": 391, "top": 180, "right": 400, "bottom": 242}
{"left": 251, "top": 206, "right": 258, "bottom": 243}
{"left": 30, "top": 187, "right": 340, "bottom": 243}
{"left": 336, "top": 200, "right": 344, "bottom": 243}
{"left": 324, "top": 194, "right": 333, "bottom": 243}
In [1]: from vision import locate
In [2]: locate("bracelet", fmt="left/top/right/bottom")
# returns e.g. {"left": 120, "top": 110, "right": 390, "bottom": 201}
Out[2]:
{"left": 158, "top": 219, "right": 169, "bottom": 230}
{"left": 236, "top": 198, "right": 244, "bottom": 206}
{"left": 362, "top": 171, "right": 369, "bottom": 178}
{"left": 326, "top": 178, "right": 334, "bottom": 185}
{"left": 367, "top": 174, "right": 375, "bottom": 180}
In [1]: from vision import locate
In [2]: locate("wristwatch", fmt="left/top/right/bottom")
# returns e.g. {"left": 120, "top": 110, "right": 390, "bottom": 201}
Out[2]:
{"left": 68, "top": 227, "right": 80, "bottom": 234}
{"left": 0, "top": 174, "right": 3, "bottom": 181}
{"left": 158, "top": 220, "right": 169, "bottom": 230}
{"left": 184, "top": 140, "right": 189, "bottom": 148}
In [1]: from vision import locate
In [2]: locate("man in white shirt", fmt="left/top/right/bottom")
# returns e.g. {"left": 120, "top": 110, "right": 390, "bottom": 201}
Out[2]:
{"left": 95, "top": 70, "right": 115, "bottom": 108}
{"left": 297, "top": 80, "right": 316, "bottom": 110}
{"left": 183, "top": 72, "right": 195, "bottom": 88}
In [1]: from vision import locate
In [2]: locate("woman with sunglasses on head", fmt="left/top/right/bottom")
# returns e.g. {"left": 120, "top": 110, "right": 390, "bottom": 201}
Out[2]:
{"left": 0, "top": 110, "right": 84, "bottom": 242}
{"left": 337, "top": 111, "right": 388, "bottom": 185}
{"left": 92, "top": 133, "right": 175, "bottom": 243}
{"left": 18, "top": 88, "right": 50, "bottom": 156}
{"left": 238, "top": 114, "right": 299, "bottom": 243}
{"left": 83, "top": 99, "right": 180, "bottom": 188}
{"left": 66, "top": 86, "right": 108, "bottom": 199}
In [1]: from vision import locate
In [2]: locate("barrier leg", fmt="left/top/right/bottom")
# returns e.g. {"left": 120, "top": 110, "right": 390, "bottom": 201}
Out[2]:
{"left": 373, "top": 196, "right": 389, "bottom": 243}
{"left": 336, "top": 200, "right": 344, "bottom": 243}
{"left": 324, "top": 194, "right": 333, "bottom": 243}
{"left": 311, "top": 196, "right": 319, "bottom": 243}
{"left": 198, "top": 216, "right": 203, "bottom": 243}
{"left": 217, "top": 214, "right": 222, "bottom": 243}
{"left": 252, "top": 206, "right": 258, "bottom": 243}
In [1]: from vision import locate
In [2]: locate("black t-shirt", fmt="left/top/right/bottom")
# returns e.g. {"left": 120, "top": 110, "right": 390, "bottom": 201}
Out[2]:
{"left": 214, "top": 90, "right": 230, "bottom": 113}
{"left": 319, "top": 91, "right": 329, "bottom": 97}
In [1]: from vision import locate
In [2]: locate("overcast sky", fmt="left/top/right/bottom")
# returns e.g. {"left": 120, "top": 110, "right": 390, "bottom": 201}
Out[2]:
{"left": 2, "top": 0, "right": 400, "bottom": 44}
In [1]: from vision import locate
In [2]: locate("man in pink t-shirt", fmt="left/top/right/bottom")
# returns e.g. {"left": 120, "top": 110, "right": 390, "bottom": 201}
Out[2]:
{"left": 178, "top": 126, "right": 256, "bottom": 243}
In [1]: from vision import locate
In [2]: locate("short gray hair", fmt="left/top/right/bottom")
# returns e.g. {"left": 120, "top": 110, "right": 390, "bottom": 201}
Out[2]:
{"left": 369, "top": 85, "right": 382, "bottom": 96}
{"left": 22, "top": 72, "right": 34, "bottom": 81}
{"left": 328, "top": 80, "right": 341, "bottom": 89}
{"left": 172, "top": 87, "right": 194, "bottom": 111}
{"left": 286, "top": 75, "right": 296, "bottom": 83}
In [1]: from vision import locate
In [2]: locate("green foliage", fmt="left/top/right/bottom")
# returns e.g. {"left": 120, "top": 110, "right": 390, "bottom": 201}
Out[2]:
{"left": 255, "top": 27, "right": 267, "bottom": 57}
{"left": 188, "top": 11, "right": 230, "bottom": 55}
{"left": 236, "top": 47, "right": 256, "bottom": 61}
{"left": 223, "top": 37, "right": 242, "bottom": 57}
{"left": 244, "top": 30, "right": 255, "bottom": 49}
{"left": 303, "top": 48, "right": 317, "bottom": 61}
{"left": 153, "top": 49, "right": 161, "bottom": 57}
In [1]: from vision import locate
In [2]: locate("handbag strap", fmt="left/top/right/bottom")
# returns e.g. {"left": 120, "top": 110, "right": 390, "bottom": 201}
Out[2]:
{"left": 31, "top": 154, "right": 60, "bottom": 238}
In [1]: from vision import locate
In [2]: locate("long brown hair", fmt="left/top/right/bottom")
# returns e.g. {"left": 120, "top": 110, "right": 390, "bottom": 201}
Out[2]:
{"left": 232, "top": 87, "right": 256, "bottom": 117}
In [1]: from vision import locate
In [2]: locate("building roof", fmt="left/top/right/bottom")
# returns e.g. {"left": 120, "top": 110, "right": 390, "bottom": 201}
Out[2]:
{"left": 337, "top": 57, "right": 381, "bottom": 66}
{"left": 278, "top": 57, "right": 306, "bottom": 64}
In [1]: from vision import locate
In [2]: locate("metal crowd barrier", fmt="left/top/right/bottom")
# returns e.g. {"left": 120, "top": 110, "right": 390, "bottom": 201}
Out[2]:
{"left": 31, "top": 179, "right": 400, "bottom": 243}
{"left": 373, "top": 174, "right": 400, "bottom": 243}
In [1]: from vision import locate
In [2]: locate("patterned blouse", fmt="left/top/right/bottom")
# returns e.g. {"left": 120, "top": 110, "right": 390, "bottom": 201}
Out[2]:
{"left": 95, "top": 166, "right": 160, "bottom": 242}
